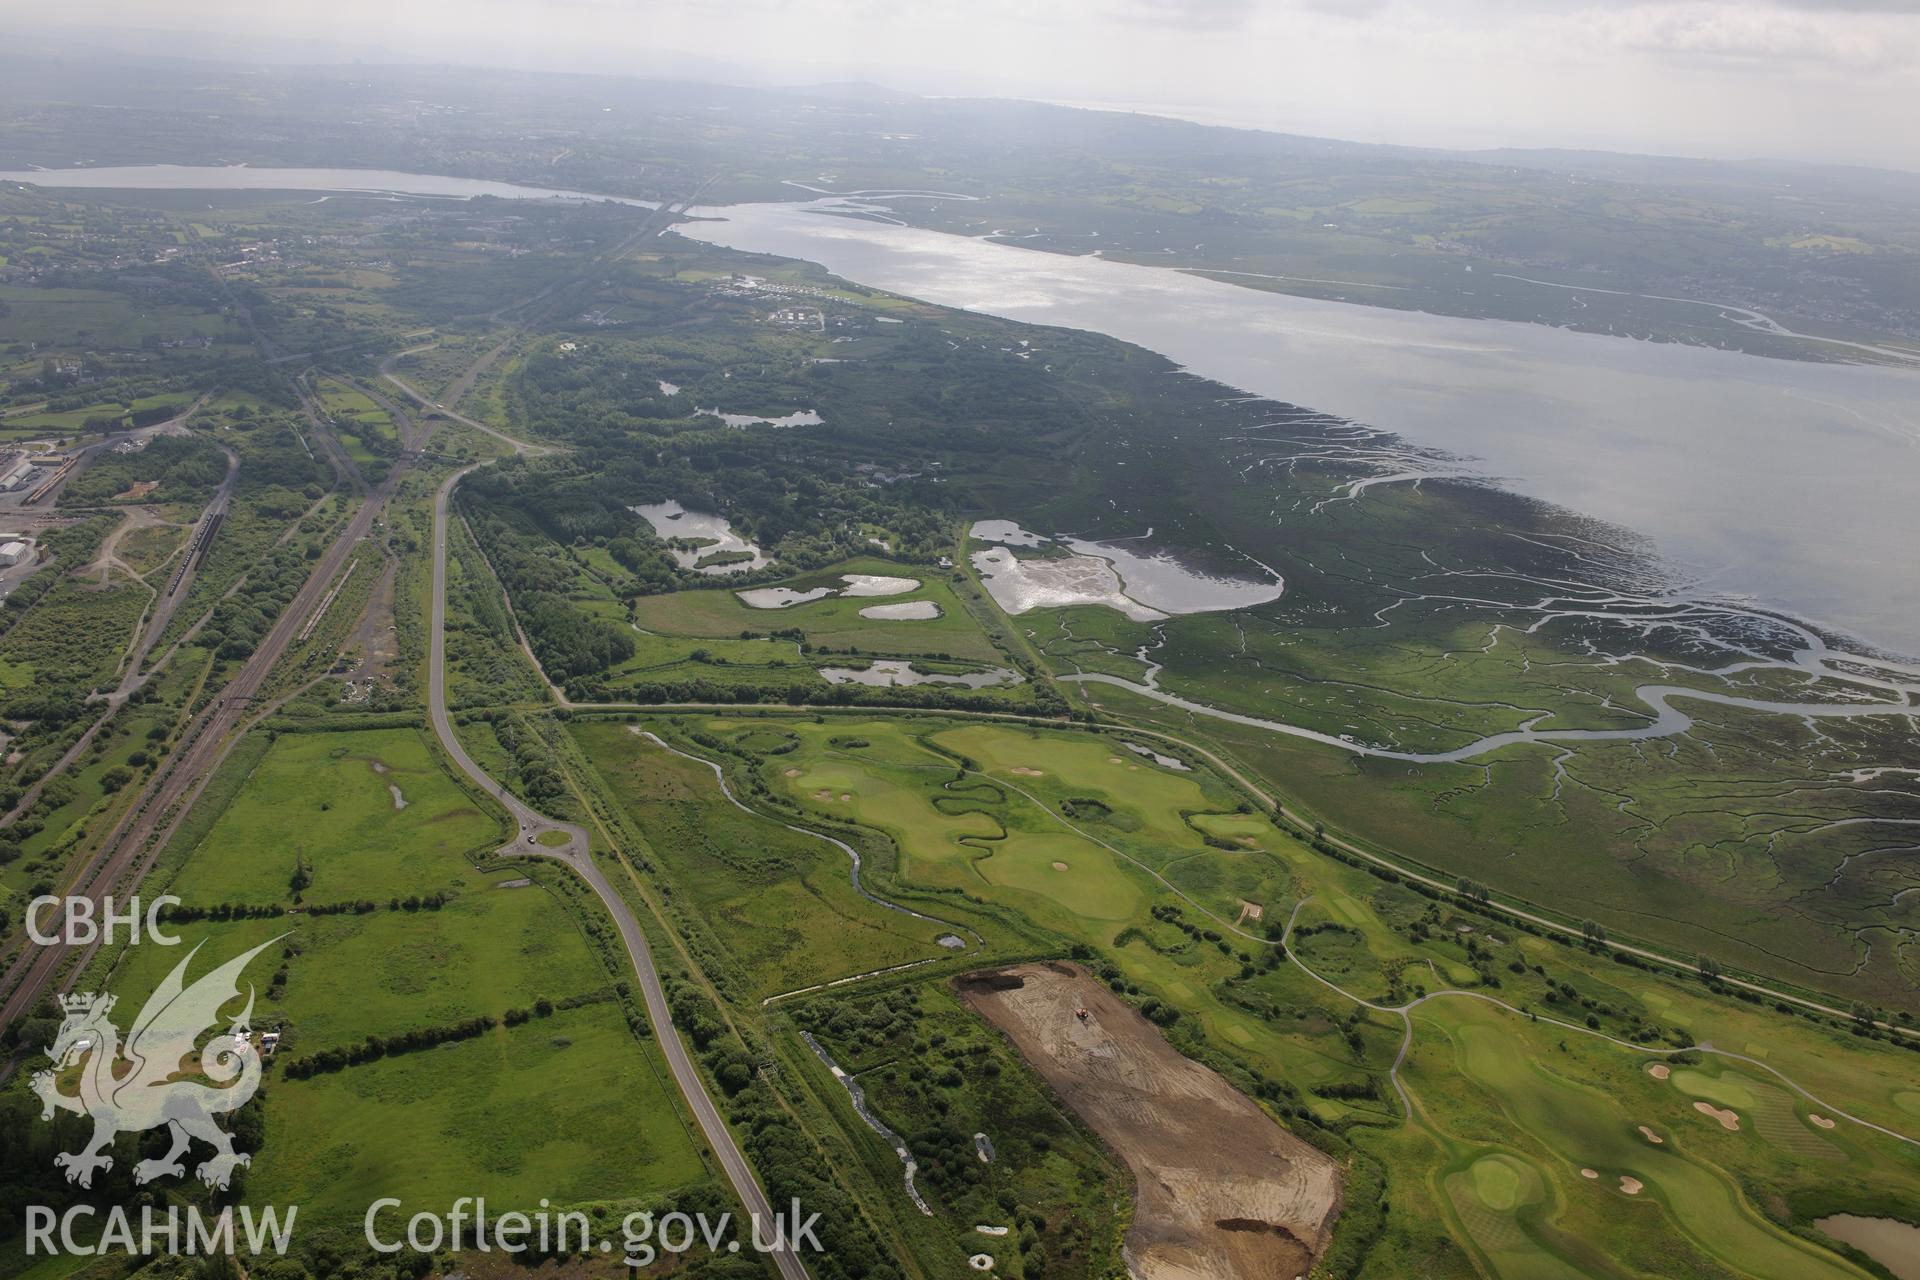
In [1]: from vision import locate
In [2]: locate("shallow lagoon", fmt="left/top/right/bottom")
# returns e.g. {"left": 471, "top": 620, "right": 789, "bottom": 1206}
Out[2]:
{"left": 859, "top": 601, "right": 942, "bottom": 620}
{"left": 694, "top": 406, "right": 824, "bottom": 429}
{"left": 820, "top": 659, "right": 1020, "bottom": 688}
{"left": 631, "top": 500, "right": 773, "bottom": 574}
{"left": 1815, "top": 1215, "right": 1920, "bottom": 1280}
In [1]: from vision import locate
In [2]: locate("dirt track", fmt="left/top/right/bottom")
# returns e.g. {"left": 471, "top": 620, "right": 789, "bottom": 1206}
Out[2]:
{"left": 959, "top": 962, "right": 1341, "bottom": 1280}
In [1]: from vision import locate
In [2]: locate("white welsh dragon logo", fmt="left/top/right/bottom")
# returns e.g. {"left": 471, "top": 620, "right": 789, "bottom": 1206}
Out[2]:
{"left": 31, "top": 937, "right": 282, "bottom": 1189}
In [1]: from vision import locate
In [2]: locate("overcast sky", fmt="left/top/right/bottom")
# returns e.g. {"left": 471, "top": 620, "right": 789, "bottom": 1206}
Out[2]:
{"left": 13, "top": 0, "right": 1920, "bottom": 169}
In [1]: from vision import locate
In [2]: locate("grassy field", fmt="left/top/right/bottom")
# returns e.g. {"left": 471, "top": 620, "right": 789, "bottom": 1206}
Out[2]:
{"left": 314, "top": 375, "right": 400, "bottom": 469}
{"left": 650, "top": 711, "right": 1920, "bottom": 1279}
{"left": 0, "top": 284, "right": 231, "bottom": 351}
{"left": 79, "top": 726, "right": 710, "bottom": 1234}
{"left": 628, "top": 558, "right": 1008, "bottom": 665}
{"left": 570, "top": 719, "right": 989, "bottom": 1001}
{"left": 159, "top": 726, "right": 497, "bottom": 904}
{"left": 1407, "top": 998, "right": 1904, "bottom": 1280}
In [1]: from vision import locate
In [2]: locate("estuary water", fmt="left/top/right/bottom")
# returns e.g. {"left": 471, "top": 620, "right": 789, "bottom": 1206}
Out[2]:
{"left": 6, "top": 165, "right": 1915, "bottom": 653}
{"left": 676, "top": 199, "right": 1920, "bottom": 657}
{"left": 0, "top": 164, "right": 657, "bottom": 207}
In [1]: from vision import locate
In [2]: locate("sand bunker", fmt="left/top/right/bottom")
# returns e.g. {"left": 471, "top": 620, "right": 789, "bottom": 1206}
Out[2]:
{"left": 784, "top": 768, "right": 802, "bottom": 777}
{"left": 1619, "top": 1177, "right": 1644, "bottom": 1196}
{"left": 1580, "top": 1168, "right": 1599, "bottom": 1180}
{"left": 1011, "top": 766, "right": 1045, "bottom": 776}
{"left": 1693, "top": 1102, "right": 1741, "bottom": 1131}
{"left": 1051, "top": 861, "right": 1070, "bottom": 871}
{"left": 814, "top": 789, "right": 833, "bottom": 800}
{"left": 959, "top": 963, "right": 1342, "bottom": 1280}
{"left": 1647, "top": 1063, "right": 1671, "bottom": 1080}
{"left": 1638, "top": 1126, "right": 1664, "bottom": 1144}
{"left": 1810, "top": 1114, "right": 1836, "bottom": 1130}
{"left": 839, "top": 793, "right": 851, "bottom": 802}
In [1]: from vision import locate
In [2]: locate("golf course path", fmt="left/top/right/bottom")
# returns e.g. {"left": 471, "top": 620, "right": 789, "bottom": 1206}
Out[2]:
{"left": 427, "top": 463, "right": 810, "bottom": 1280}
{"left": 1275, "top": 900, "right": 1920, "bottom": 1151}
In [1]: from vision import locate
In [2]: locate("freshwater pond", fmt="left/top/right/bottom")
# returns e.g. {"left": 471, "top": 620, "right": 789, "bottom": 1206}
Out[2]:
{"left": 819, "top": 659, "right": 1022, "bottom": 688}
{"left": 630, "top": 500, "right": 772, "bottom": 574}
{"left": 1815, "top": 1216, "right": 1920, "bottom": 1280}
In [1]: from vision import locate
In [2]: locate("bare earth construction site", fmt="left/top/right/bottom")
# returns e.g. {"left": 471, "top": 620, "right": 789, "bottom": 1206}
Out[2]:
{"left": 960, "top": 963, "right": 1343, "bottom": 1280}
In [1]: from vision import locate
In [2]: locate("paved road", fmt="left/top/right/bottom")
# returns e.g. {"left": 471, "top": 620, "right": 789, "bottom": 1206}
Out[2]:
{"left": 427, "top": 466, "right": 809, "bottom": 1280}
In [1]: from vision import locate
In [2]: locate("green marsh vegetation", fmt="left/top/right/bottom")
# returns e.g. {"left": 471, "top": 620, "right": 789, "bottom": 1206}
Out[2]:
{"left": 608, "top": 711, "right": 1920, "bottom": 1280}
{"left": 0, "top": 171, "right": 1912, "bottom": 1279}
{"left": 7, "top": 726, "right": 712, "bottom": 1250}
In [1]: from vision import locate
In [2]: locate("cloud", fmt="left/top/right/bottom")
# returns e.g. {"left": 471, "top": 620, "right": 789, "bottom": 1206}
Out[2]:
{"left": 1568, "top": 1, "right": 1920, "bottom": 68}
{"left": 1767, "top": 0, "right": 1920, "bottom": 10}
{"left": 1115, "top": 0, "right": 1258, "bottom": 29}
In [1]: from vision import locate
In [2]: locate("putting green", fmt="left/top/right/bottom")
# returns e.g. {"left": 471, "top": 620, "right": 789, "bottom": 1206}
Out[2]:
{"left": 974, "top": 833, "right": 1144, "bottom": 921}
{"left": 1427, "top": 1003, "right": 1873, "bottom": 1280}
{"left": 1670, "top": 1068, "right": 1758, "bottom": 1110}
{"left": 1470, "top": 1153, "right": 1537, "bottom": 1212}
{"left": 1444, "top": 1153, "right": 1588, "bottom": 1280}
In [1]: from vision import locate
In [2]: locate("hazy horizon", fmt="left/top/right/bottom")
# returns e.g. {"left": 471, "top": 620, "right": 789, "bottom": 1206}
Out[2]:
{"left": 4, "top": 0, "right": 1918, "bottom": 173}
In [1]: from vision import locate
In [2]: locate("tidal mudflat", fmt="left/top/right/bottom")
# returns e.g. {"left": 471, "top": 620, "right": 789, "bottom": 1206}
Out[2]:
{"left": 684, "top": 196, "right": 1920, "bottom": 655}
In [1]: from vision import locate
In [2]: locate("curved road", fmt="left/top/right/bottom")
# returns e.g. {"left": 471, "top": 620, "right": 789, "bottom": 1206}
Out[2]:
{"left": 427, "top": 465, "right": 809, "bottom": 1280}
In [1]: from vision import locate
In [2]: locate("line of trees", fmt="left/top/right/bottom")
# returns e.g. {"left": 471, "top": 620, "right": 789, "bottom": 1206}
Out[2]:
{"left": 279, "top": 1014, "right": 495, "bottom": 1080}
